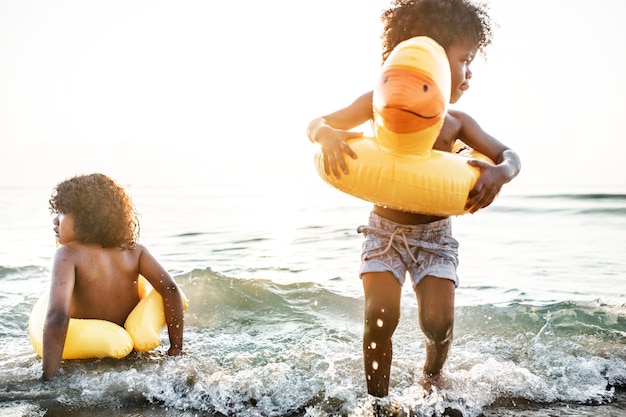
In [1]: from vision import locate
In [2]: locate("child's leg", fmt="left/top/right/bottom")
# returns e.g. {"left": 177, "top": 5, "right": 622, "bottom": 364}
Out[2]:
{"left": 414, "top": 275, "right": 455, "bottom": 376}
{"left": 362, "top": 271, "right": 402, "bottom": 397}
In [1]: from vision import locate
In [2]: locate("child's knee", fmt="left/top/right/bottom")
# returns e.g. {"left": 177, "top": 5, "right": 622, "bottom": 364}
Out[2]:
{"left": 363, "top": 303, "right": 400, "bottom": 338}
{"left": 422, "top": 318, "right": 454, "bottom": 345}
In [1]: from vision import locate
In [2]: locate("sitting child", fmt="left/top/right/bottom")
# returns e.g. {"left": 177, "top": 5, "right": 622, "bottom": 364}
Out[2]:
{"left": 43, "top": 173, "right": 184, "bottom": 380}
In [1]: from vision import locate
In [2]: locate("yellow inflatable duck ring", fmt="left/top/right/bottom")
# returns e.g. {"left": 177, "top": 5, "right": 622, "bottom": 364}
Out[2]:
{"left": 315, "top": 36, "right": 494, "bottom": 216}
{"left": 29, "top": 276, "right": 188, "bottom": 360}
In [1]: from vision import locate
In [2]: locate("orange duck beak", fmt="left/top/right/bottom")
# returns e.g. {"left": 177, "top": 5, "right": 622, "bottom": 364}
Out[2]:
{"left": 374, "top": 67, "right": 445, "bottom": 134}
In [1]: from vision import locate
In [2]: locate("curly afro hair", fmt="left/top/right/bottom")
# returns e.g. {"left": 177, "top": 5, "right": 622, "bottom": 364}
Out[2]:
{"left": 49, "top": 173, "right": 139, "bottom": 250}
{"left": 381, "top": 0, "right": 494, "bottom": 62}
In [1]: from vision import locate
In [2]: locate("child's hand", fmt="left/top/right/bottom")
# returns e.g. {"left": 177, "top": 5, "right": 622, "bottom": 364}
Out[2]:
{"left": 465, "top": 159, "right": 507, "bottom": 213}
{"left": 317, "top": 127, "right": 361, "bottom": 178}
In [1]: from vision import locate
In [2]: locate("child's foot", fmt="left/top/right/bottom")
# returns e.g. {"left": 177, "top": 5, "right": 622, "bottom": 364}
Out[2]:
{"left": 419, "top": 372, "right": 449, "bottom": 394}
{"left": 442, "top": 407, "right": 463, "bottom": 417}
{"left": 370, "top": 396, "right": 406, "bottom": 417}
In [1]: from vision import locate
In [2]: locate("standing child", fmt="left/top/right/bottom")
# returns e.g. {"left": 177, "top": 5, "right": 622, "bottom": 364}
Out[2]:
{"left": 42, "top": 173, "right": 184, "bottom": 380}
{"left": 307, "top": 0, "right": 521, "bottom": 398}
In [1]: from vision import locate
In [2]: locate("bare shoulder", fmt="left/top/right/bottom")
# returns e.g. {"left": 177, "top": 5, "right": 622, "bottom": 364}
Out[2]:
{"left": 448, "top": 108, "right": 510, "bottom": 161}
{"left": 437, "top": 110, "right": 465, "bottom": 150}
{"left": 134, "top": 244, "right": 162, "bottom": 269}
{"left": 447, "top": 108, "right": 476, "bottom": 127}
{"left": 447, "top": 108, "right": 465, "bottom": 120}
{"left": 132, "top": 243, "right": 147, "bottom": 254}
{"left": 448, "top": 109, "right": 491, "bottom": 140}
{"left": 133, "top": 243, "right": 151, "bottom": 260}
{"left": 53, "top": 242, "right": 86, "bottom": 263}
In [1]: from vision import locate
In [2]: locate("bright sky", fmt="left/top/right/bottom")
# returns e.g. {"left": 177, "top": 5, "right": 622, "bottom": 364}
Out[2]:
{"left": 1, "top": 0, "right": 625, "bottom": 190}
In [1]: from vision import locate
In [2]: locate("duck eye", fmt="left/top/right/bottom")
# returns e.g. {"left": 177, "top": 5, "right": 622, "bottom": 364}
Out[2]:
{"left": 423, "top": 84, "right": 428, "bottom": 92}
{"left": 383, "top": 76, "right": 389, "bottom": 84}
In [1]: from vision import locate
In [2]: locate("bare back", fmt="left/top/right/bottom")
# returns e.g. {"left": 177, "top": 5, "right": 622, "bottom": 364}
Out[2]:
{"left": 59, "top": 243, "right": 141, "bottom": 326}
{"left": 44, "top": 240, "right": 184, "bottom": 380}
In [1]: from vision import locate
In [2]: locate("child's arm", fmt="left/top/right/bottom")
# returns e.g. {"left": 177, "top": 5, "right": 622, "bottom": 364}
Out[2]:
{"left": 42, "top": 246, "right": 76, "bottom": 380}
{"left": 453, "top": 110, "right": 522, "bottom": 213}
{"left": 137, "top": 245, "right": 184, "bottom": 355}
{"left": 307, "top": 91, "right": 374, "bottom": 178}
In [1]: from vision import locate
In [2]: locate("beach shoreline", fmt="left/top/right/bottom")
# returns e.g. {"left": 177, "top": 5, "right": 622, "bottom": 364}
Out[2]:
{"left": 2, "top": 386, "right": 625, "bottom": 416}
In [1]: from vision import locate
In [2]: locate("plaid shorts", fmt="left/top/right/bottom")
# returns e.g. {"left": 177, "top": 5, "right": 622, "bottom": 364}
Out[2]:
{"left": 358, "top": 212, "right": 459, "bottom": 288}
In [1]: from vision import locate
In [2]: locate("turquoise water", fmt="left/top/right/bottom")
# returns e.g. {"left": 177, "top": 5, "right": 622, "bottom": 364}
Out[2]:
{"left": 0, "top": 183, "right": 625, "bottom": 416}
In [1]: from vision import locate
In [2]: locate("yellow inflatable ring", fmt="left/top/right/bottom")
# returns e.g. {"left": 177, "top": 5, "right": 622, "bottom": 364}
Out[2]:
{"left": 28, "top": 276, "right": 188, "bottom": 359}
{"left": 315, "top": 36, "right": 494, "bottom": 216}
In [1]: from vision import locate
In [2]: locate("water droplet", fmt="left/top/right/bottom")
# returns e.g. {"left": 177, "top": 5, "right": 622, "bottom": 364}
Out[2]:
{"left": 372, "top": 361, "right": 379, "bottom": 370}
{"left": 370, "top": 342, "right": 377, "bottom": 349}
{"left": 376, "top": 319, "right": 384, "bottom": 327}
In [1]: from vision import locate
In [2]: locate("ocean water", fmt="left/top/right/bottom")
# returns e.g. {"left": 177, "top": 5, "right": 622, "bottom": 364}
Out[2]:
{"left": 0, "top": 182, "right": 625, "bottom": 417}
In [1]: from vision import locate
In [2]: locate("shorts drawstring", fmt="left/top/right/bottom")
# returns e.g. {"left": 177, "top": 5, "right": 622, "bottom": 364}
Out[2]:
{"left": 360, "top": 227, "right": 419, "bottom": 264}
{"left": 357, "top": 226, "right": 418, "bottom": 264}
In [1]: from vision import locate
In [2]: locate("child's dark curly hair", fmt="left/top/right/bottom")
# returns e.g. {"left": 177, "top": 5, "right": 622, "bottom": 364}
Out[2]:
{"left": 381, "top": 0, "right": 494, "bottom": 62}
{"left": 49, "top": 173, "right": 139, "bottom": 250}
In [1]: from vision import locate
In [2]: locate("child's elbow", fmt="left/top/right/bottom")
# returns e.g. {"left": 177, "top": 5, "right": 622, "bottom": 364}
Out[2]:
{"left": 44, "top": 310, "right": 70, "bottom": 329}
